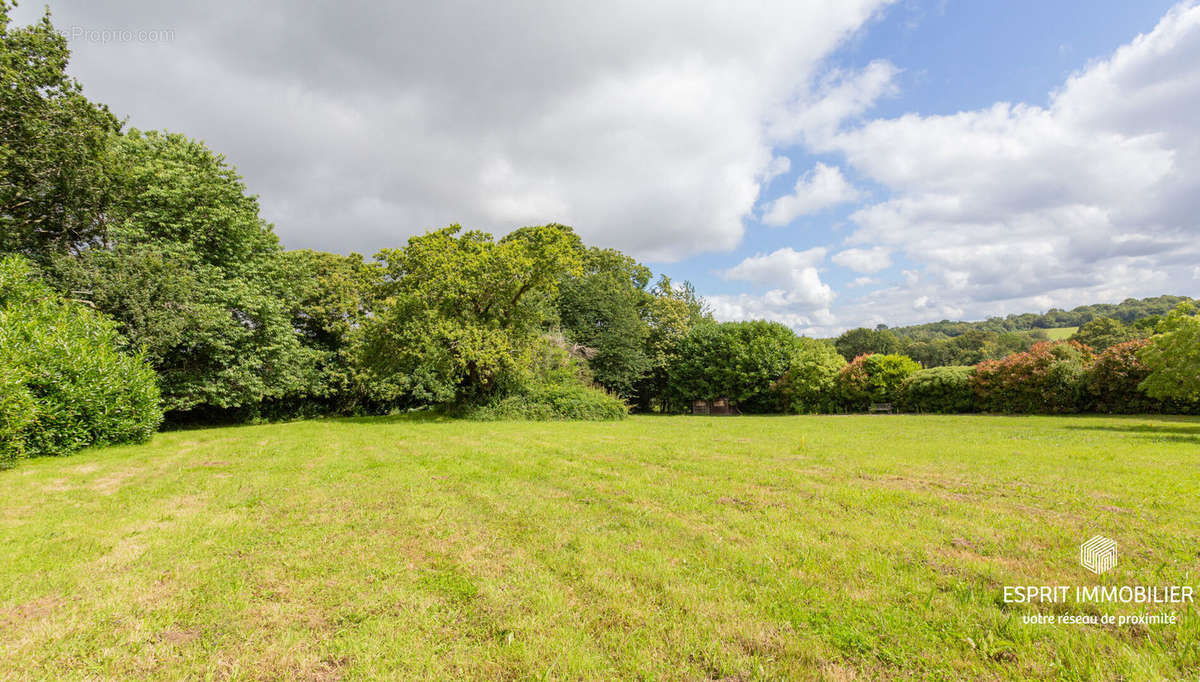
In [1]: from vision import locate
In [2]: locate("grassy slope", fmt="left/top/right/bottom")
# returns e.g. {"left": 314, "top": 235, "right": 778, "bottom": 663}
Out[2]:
{"left": 1043, "top": 327, "right": 1079, "bottom": 340}
{"left": 1, "top": 415, "right": 1198, "bottom": 680}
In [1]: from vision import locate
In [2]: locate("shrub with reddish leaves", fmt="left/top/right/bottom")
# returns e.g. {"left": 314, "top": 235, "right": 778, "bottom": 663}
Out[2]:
{"left": 1083, "top": 339, "right": 1159, "bottom": 413}
{"left": 1084, "top": 339, "right": 1198, "bottom": 414}
{"left": 971, "top": 341, "right": 1094, "bottom": 414}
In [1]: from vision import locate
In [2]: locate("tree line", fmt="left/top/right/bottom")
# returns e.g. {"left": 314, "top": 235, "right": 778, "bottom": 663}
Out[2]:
{"left": 2, "top": 4, "right": 714, "bottom": 465}
{"left": 2, "top": 4, "right": 1198, "bottom": 469}
{"left": 831, "top": 304, "right": 1187, "bottom": 369}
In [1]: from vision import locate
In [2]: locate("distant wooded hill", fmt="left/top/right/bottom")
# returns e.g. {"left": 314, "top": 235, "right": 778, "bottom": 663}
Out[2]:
{"left": 887, "top": 295, "right": 1194, "bottom": 339}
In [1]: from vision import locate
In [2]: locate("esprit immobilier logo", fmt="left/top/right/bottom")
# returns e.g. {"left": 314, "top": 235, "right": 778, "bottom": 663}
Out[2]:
{"left": 1079, "top": 535, "right": 1118, "bottom": 575}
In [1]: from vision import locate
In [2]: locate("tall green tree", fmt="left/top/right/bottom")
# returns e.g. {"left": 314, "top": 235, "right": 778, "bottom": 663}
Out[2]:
{"left": 359, "top": 224, "right": 583, "bottom": 405}
{"left": 1138, "top": 303, "right": 1200, "bottom": 402}
{"left": 637, "top": 275, "right": 709, "bottom": 411}
{"left": 1072, "top": 316, "right": 1137, "bottom": 351}
{"left": 557, "top": 248, "right": 651, "bottom": 399}
{"left": 273, "top": 249, "right": 385, "bottom": 415}
{"left": 835, "top": 327, "right": 901, "bottom": 360}
{"left": 1, "top": 3, "right": 123, "bottom": 258}
{"left": 47, "top": 130, "right": 314, "bottom": 415}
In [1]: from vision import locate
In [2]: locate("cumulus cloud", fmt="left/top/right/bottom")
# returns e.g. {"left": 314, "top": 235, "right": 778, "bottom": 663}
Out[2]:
{"left": 720, "top": 247, "right": 834, "bottom": 308}
{"left": 832, "top": 246, "right": 892, "bottom": 273}
{"left": 710, "top": 247, "right": 836, "bottom": 332}
{"left": 18, "top": 0, "right": 889, "bottom": 261}
{"left": 707, "top": 292, "right": 835, "bottom": 331}
{"left": 821, "top": 1, "right": 1200, "bottom": 325}
{"left": 761, "top": 163, "right": 864, "bottom": 226}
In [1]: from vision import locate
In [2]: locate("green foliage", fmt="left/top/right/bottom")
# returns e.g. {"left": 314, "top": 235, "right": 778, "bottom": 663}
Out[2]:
{"left": 899, "top": 366, "right": 975, "bottom": 414}
{"left": 834, "top": 327, "right": 900, "bottom": 360}
{"left": 636, "top": 276, "right": 710, "bottom": 412}
{"left": 772, "top": 338, "right": 845, "bottom": 414}
{"left": 1083, "top": 339, "right": 1169, "bottom": 414}
{"left": 971, "top": 342, "right": 1094, "bottom": 414}
{"left": 0, "top": 255, "right": 161, "bottom": 465}
{"left": 888, "top": 295, "right": 1193, "bottom": 338}
{"left": 270, "top": 249, "right": 387, "bottom": 416}
{"left": 0, "top": 363, "right": 35, "bottom": 466}
{"left": 897, "top": 329, "right": 1040, "bottom": 368}
{"left": 467, "top": 383, "right": 628, "bottom": 421}
{"left": 1138, "top": 302, "right": 1200, "bottom": 402}
{"left": 557, "top": 248, "right": 651, "bottom": 399}
{"left": 465, "top": 335, "right": 627, "bottom": 421}
{"left": 836, "top": 354, "right": 921, "bottom": 411}
{"left": 669, "top": 321, "right": 803, "bottom": 413}
{"left": 360, "top": 224, "right": 583, "bottom": 406}
{"left": 0, "top": 3, "right": 121, "bottom": 258}
{"left": 1071, "top": 316, "right": 1138, "bottom": 351}
{"left": 46, "top": 131, "right": 315, "bottom": 415}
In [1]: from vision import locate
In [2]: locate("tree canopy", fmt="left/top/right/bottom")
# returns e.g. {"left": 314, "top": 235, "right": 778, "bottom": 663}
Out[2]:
{"left": 358, "top": 224, "right": 584, "bottom": 405}
{"left": 47, "top": 130, "right": 314, "bottom": 415}
{"left": 1138, "top": 303, "right": 1200, "bottom": 402}
{"left": 557, "top": 247, "right": 652, "bottom": 399}
{"left": 0, "top": 3, "right": 121, "bottom": 258}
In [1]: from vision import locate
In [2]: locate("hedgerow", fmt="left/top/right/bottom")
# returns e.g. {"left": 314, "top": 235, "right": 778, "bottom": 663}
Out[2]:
{"left": 899, "top": 366, "right": 975, "bottom": 414}
{"left": 971, "top": 341, "right": 1094, "bottom": 414}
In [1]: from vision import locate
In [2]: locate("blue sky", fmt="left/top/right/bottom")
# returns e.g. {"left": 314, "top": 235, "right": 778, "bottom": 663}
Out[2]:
{"left": 18, "top": 0, "right": 1200, "bottom": 334}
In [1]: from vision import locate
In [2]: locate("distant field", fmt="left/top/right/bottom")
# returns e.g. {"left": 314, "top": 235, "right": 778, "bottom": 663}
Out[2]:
{"left": 1043, "top": 326, "right": 1079, "bottom": 340}
{"left": 2, "top": 414, "right": 1198, "bottom": 680}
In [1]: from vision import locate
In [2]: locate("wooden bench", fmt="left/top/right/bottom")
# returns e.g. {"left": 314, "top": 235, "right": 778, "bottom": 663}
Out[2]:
{"left": 869, "top": 403, "right": 894, "bottom": 414}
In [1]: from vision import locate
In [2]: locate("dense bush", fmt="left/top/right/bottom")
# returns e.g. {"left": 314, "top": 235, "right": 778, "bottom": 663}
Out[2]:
{"left": 899, "top": 366, "right": 975, "bottom": 413}
{"left": 668, "top": 320, "right": 803, "bottom": 413}
{"left": 1082, "top": 339, "right": 1165, "bottom": 414}
{"left": 773, "top": 339, "right": 845, "bottom": 414}
{"left": 836, "top": 354, "right": 921, "bottom": 411}
{"left": 462, "top": 334, "right": 628, "bottom": 421}
{"left": 971, "top": 341, "right": 1094, "bottom": 414}
{"left": 0, "top": 256, "right": 162, "bottom": 466}
{"left": 0, "top": 365, "right": 36, "bottom": 465}
{"left": 467, "top": 382, "right": 628, "bottom": 421}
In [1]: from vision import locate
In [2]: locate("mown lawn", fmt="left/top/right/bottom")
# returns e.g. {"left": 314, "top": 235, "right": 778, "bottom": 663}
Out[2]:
{"left": 1, "top": 414, "right": 1198, "bottom": 680}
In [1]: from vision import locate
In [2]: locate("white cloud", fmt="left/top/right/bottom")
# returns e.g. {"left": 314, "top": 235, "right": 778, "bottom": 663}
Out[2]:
{"left": 847, "top": 276, "right": 879, "bottom": 288}
{"left": 710, "top": 246, "right": 836, "bottom": 334}
{"left": 761, "top": 156, "right": 792, "bottom": 183}
{"left": 720, "top": 247, "right": 834, "bottom": 308}
{"left": 832, "top": 246, "right": 892, "bottom": 273}
{"left": 768, "top": 60, "right": 900, "bottom": 145}
{"left": 707, "top": 292, "right": 834, "bottom": 333}
{"left": 761, "top": 163, "right": 864, "bottom": 226}
{"left": 17, "top": 0, "right": 891, "bottom": 261}
{"left": 820, "top": 1, "right": 1200, "bottom": 324}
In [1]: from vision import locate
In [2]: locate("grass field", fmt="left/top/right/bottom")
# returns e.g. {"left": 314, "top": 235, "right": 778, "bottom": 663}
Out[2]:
{"left": 1043, "top": 327, "right": 1080, "bottom": 340}
{"left": 2, "top": 414, "right": 1198, "bottom": 680}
